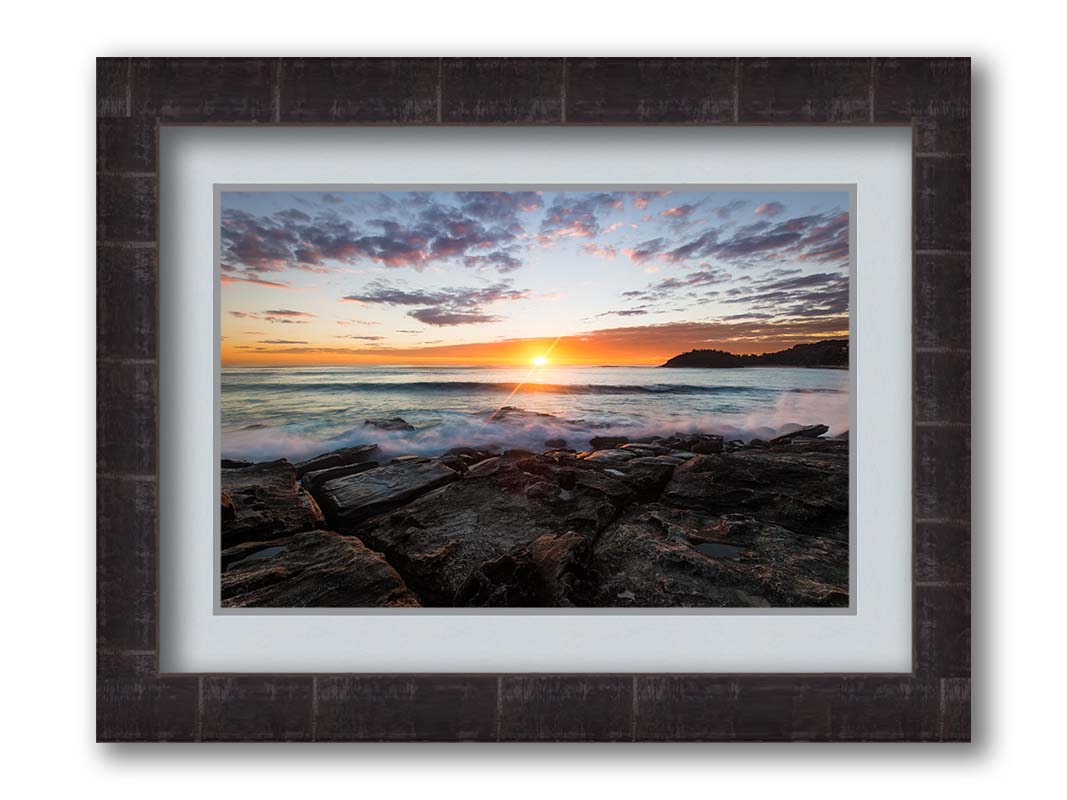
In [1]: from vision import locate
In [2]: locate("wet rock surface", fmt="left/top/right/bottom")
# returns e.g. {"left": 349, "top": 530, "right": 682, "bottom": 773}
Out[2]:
{"left": 580, "top": 504, "right": 846, "bottom": 607}
{"left": 222, "top": 529, "right": 420, "bottom": 608}
{"left": 221, "top": 460, "right": 324, "bottom": 548}
{"left": 317, "top": 460, "right": 460, "bottom": 527}
{"left": 590, "top": 435, "right": 629, "bottom": 450}
{"left": 294, "top": 443, "right": 380, "bottom": 479}
{"left": 364, "top": 417, "right": 415, "bottom": 432}
{"left": 351, "top": 454, "right": 634, "bottom": 604}
{"left": 662, "top": 446, "right": 848, "bottom": 538}
{"left": 770, "top": 424, "right": 830, "bottom": 443}
{"left": 220, "top": 422, "right": 849, "bottom": 608}
{"left": 300, "top": 461, "right": 378, "bottom": 492}
{"left": 455, "top": 531, "right": 594, "bottom": 607}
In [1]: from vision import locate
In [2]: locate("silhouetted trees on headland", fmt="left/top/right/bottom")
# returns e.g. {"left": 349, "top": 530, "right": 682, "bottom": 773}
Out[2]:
{"left": 660, "top": 339, "right": 848, "bottom": 369}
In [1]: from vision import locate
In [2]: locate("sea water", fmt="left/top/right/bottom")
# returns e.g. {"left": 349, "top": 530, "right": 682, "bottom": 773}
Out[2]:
{"left": 220, "top": 364, "right": 848, "bottom": 462}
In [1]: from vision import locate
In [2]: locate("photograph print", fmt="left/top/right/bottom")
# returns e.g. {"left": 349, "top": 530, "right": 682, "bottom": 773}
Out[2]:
{"left": 218, "top": 187, "right": 851, "bottom": 609}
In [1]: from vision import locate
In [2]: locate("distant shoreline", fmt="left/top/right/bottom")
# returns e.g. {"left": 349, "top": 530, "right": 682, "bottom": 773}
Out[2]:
{"left": 661, "top": 364, "right": 849, "bottom": 371}
{"left": 660, "top": 338, "right": 849, "bottom": 370}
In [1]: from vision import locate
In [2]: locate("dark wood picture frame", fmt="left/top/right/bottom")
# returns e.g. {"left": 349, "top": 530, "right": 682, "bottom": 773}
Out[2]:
{"left": 97, "top": 57, "right": 970, "bottom": 742}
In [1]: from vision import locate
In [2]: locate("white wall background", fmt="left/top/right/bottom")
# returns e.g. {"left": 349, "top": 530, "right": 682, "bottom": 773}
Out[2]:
{"left": 0, "top": 0, "right": 1060, "bottom": 794}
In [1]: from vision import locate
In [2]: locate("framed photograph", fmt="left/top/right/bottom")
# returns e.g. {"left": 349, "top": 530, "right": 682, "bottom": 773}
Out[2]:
{"left": 98, "top": 57, "right": 970, "bottom": 741}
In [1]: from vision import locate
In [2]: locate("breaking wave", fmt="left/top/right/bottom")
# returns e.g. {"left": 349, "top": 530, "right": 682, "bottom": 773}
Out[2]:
{"left": 223, "top": 380, "right": 841, "bottom": 397}
{"left": 220, "top": 364, "right": 850, "bottom": 462}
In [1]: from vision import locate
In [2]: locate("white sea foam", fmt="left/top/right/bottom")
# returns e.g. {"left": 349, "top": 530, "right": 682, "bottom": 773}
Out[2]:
{"left": 220, "top": 364, "right": 849, "bottom": 461}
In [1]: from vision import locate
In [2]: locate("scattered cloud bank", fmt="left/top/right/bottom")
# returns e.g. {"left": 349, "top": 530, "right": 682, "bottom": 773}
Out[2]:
{"left": 220, "top": 190, "right": 849, "bottom": 361}
{"left": 343, "top": 280, "right": 530, "bottom": 327}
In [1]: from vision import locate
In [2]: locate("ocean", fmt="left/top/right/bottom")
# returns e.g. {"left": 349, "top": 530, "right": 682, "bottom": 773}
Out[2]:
{"left": 220, "top": 364, "right": 849, "bottom": 463}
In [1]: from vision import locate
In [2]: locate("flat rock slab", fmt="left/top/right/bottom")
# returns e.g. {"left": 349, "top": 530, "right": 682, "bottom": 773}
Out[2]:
{"left": 610, "top": 456, "right": 677, "bottom": 501}
{"left": 770, "top": 424, "right": 830, "bottom": 443}
{"left": 300, "top": 460, "right": 377, "bottom": 492}
{"left": 619, "top": 442, "right": 670, "bottom": 456}
{"left": 580, "top": 506, "right": 769, "bottom": 608}
{"left": 360, "top": 456, "right": 635, "bottom": 605}
{"left": 580, "top": 504, "right": 847, "bottom": 608}
{"left": 221, "top": 459, "right": 324, "bottom": 548}
{"left": 661, "top": 449, "right": 848, "bottom": 539}
{"left": 583, "top": 449, "right": 636, "bottom": 465}
{"left": 221, "top": 529, "right": 420, "bottom": 608}
{"left": 316, "top": 460, "right": 460, "bottom": 527}
{"left": 221, "top": 535, "right": 295, "bottom": 571}
{"left": 293, "top": 452, "right": 345, "bottom": 478}
{"left": 294, "top": 443, "right": 380, "bottom": 478}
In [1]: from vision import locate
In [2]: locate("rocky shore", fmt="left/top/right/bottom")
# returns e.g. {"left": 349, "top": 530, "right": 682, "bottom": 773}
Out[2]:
{"left": 220, "top": 409, "right": 849, "bottom": 609}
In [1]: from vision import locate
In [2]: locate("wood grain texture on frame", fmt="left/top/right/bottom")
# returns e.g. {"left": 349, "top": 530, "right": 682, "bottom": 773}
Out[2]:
{"left": 96, "top": 56, "right": 971, "bottom": 742}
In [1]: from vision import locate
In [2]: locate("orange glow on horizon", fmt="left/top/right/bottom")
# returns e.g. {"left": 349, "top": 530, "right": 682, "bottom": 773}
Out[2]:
{"left": 219, "top": 326, "right": 848, "bottom": 368}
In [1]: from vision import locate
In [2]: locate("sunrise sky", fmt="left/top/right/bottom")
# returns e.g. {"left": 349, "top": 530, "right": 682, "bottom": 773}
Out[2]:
{"left": 220, "top": 189, "right": 849, "bottom": 366}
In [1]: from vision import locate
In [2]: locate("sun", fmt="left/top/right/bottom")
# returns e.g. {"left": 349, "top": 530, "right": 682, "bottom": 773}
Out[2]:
{"left": 532, "top": 355, "right": 548, "bottom": 366}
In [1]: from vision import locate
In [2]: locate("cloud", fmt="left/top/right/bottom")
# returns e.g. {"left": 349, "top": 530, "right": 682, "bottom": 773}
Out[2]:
{"left": 631, "top": 191, "right": 671, "bottom": 210}
{"left": 221, "top": 191, "right": 538, "bottom": 276}
{"left": 660, "top": 204, "right": 696, "bottom": 218}
{"left": 594, "top": 308, "right": 651, "bottom": 318}
{"left": 619, "top": 211, "right": 849, "bottom": 267}
{"left": 220, "top": 209, "right": 303, "bottom": 273}
{"left": 714, "top": 200, "right": 748, "bottom": 219}
{"left": 622, "top": 238, "right": 668, "bottom": 263}
{"left": 457, "top": 191, "right": 543, "bottom": 221}
{"left": 462, "top": 251, "right": 523, "bottom": 273}
{"left": 648, "top": 267, "right": 732, "bottom": 293}
{"left": 539, "top": 192, "right": 626, "bottom": 241}
{"left": 276, "top": 208, "right": 311, "bottom": 223}
{"left": 409, "top": 308, "right": 502, "bottom": 326}
{"left": 565, "top": 318, "right": 849, "bottom": 356}
{"left": 256, "top": 318, "right": 848, "bottom": 364}
{"left": 335, "top": 334, "right": 385, "bottom": 341}
{"left": 613, "top": 258, "right": 846, "bottom": 330}
{"left": 259, "top": 339, "right": 308, "bottom": 344}
{"left": 721, "top": 271, "right": 849, "bottom": 318}
{"left": 793, "top": 211, "right": 850, "bottom": 263}
{"left": 343, "top": 283, "right": 527, "bottom": 308}
{"left": 581, "top": 243, "right": 618, "bottom": 260}
{"left": 755, "top": 201, "right": 785, "bottom": 216}
{"left": 229, "top": 308, "right": 318, "bottom": 325}
{"left": 221, "top": 193, "right": 847, "bottom": 289}
{"left": 343, "top": 280, "right": 529, "bottom": 327}
{"left": 663, "top": 231, "right": 723, "bottom": 262}
{"left": 220, "top": 272, "right": 291, "bottom": 289}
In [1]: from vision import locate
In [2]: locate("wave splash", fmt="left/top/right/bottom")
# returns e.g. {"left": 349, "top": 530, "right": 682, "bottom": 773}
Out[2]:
{"left": 221, "top": 389, "right": 849, "bottom": 463}
{"left": 223, "top": 380, "right": 842, "bottom": 397}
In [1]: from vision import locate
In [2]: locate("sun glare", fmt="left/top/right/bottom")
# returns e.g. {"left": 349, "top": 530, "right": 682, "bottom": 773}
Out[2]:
{"left": 532, "top": 355, "right": 548, "bottom": 366}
